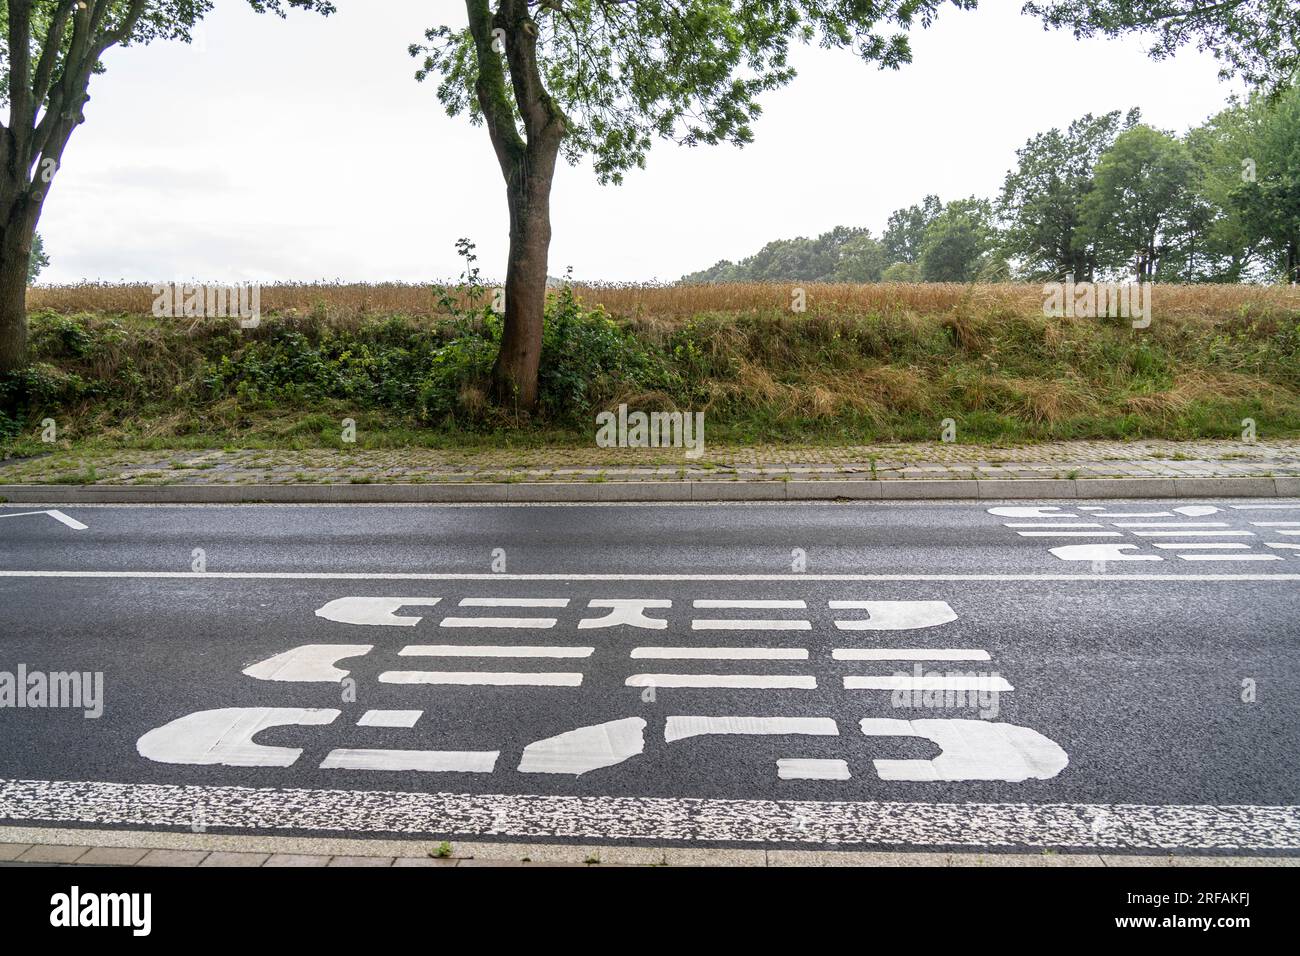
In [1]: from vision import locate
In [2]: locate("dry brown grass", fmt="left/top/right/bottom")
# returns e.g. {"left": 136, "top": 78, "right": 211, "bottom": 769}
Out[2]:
{"left": 27, "top": 280, "right": 1300, "bottom": 323}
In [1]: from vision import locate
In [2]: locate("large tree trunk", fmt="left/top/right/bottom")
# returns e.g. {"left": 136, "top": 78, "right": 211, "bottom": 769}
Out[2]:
{"left": 493, "top": 149, "right": 557, "bottom": 409}
{"left": 0, "top": 191, "right": 37, "bottom": 375}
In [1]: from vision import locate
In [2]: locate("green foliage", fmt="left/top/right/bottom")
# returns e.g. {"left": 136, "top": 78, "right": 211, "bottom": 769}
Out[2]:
{"left": 919, "top": 198, "right": 997, "bottom": 282}
{"left": 682, "top": 226, "right": 886, "bottom": 283}
{"left": 883, "top": 195, "right": 942, "bottom": 265}
{"left": 27, "top": 232, "right": 49, "bottom": 284}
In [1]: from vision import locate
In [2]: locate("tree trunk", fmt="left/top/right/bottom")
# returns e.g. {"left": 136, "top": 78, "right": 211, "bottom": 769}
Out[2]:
{"left": 492, "top": 153, "right": 556, "bottom": 409}
{"left": 0, "top": 203, "right": 35, "bottom": 376}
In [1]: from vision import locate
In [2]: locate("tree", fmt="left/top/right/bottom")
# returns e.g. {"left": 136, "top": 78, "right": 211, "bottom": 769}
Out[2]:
{"left": 681, "top": 226, "right": 886, "bottom": 283}
{"left": 1081, "top": 124, "right": 1193, "bottom": 280}
{"left": 918, "top": 197, "right": 997, "bottom": 282}
{"left": 0, "top": 0, "right": 335, "bottom": 374}
{"left": 414, "top": 1, "right": 975, "bottom": 409}
{"left": 882, "top": 194, "right": 942, "bottom": 265}
{"left": 1024, "top": 0, "right": 1300, "bottom": 92}
{"left": 996, "top": 109, "right": 1138, "bottom": 281}
{"left": 26, "top": 227, "right": 45, "bottom": 281}
{"left": 834, "top": 231, "right": 888, "bottom": 282}
{"left": 1231, "top": 82, "right": 1300, "bottom": 280}
{"left": 881, "top": 260, "right": 919, "bottom": 281}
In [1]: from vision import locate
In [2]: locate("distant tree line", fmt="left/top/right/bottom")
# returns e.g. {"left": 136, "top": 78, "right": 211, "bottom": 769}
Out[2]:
{"left": 683, "top": 82, "right": 1300, "bottom": 285}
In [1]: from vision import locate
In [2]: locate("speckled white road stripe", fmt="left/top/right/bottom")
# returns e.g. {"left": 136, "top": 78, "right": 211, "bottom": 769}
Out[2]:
{"left": 379, "top": 671, "right": 583, "bottom": 686}
{"left": 626, "top": 674, "right": 817, "bottom": 689}
{"left": 3, "top": 778, "right": 1297, "bottom": 849}
{"left": 777, "top": 759, "right": 850, "bottom": 781}
{"left": 632, "top": 647, "right": 808, "bottom": 660}
{"left": 320, "top": 749, "right": 499, "bottom": 772}
{"left": 832, "top": 649, "right": 990, "bottom": 661}
{"left": 399, "top": 645, "right": 593, "bottom": 658}
{"left": 844, "top": 675, "right": 1014, "bottom": 692}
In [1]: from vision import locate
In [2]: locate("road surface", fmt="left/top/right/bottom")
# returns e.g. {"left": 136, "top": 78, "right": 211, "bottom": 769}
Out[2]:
{"left": 0, "top": 499, "right": 1297, "bottom": 853}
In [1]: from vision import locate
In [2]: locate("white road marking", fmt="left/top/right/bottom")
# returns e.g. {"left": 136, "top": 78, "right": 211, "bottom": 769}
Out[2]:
{"left": 399, "top": 645, "right": 593, "bottom": 658}
{"left": 440, "top": 616, "right": 558, "bottom": 628}
{"left": 987, "top": 506, "right": 1074, "bottom": 518}
{"left": 664, "top": 716, "right": 838, "bottom": 742}
{"left": 320, "top": 749, "right": 499, "bottom": 772}
{"left": 777, "top": 758, "right": 850, "bottom": 781}
{"left": 0, "top": 509, "right": 87, "bottom": 530}
{"left": 3, "top": 570, "right": 1298, "bottom": 581}
{"left": 829, "top": 601, "right": 958, "bottom": 630}
{"left": 459, "top": 597, "right": 570, "bottom": 607}
{"left": 1250, "top": 522, "right": 1300, "bottom": 527}
{"left": 1112, "top": 522, "right": 1227, "bottom": 528}
{"left": 4, "top": 778, "right": 1295, "bottom": 848}
{"left": 1231, "top": 504, "right": 1300, "bottom": 509}
{"left": 1266, "top": 543, "right": 1300, "bottom": 551}
{"left": 1172, "top": 506, "right": 1222, "bottom": 516}
{"left": 1049, "top": 544, "right": 1162, "bottom": 562}
{"left": 315, "top": 597, "right": 441, "bottom": 627}
{"left": 1276, "top": 530, "right": 1300, "bottom": 536}
{"left": 1132, "top": 530, "right": 1254, "bottom": 537}
{"left": 1004, "top": 522, "right": 1102, "bottom": 528}
{"left": 832, "top": 648, "right": 991, "bottom": 661}
{"left": 1177, "top": 554, "right": 1281, "bottom": 562}
{"left": 693, "top": 599, "right": 807, "bottom": 609}
{"left": 136, "top": 708, "right": 339, "bottom": 767}
{"left": 1152, "top": 543, "right": 1249, "bottom": 549}
{"left": 517, "top": 718, "right": 645, "bottom": 775}
{"left": 243, "top": 645, "right": 372, "bottom": 683}
{"left": 578, "top": 599, "right": 671, "bottom": 629}
{"left": 1092, "top": 512, "right": 1173, "bottom": 518}
{"left": 691, "top": 618, "right": 811, "bottom": 630}
{"left": 631, "top": 647, "right": 808, "bottom": 660}
{"left": 357, "top": 710, "right": 422, "bottom": 728}
{"left": 1017, "top": 531, "right": 1122, "bottom": 537}
{"left": 625, "top": 674, "right": 817, "bottom": 689}
{"left": 845, "top": 675, "right": 1014, "bottom": 691}
{"left": 860, "top": 719, "right": 1067, "bottom": 782}
{"left": 379, "top": 671, "right": 583, "bottom": 687}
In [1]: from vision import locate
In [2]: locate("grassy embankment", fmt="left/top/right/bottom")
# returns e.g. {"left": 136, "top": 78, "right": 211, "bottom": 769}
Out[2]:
{"left": 1, "top": 281, "right": 1297, "bottom": 460}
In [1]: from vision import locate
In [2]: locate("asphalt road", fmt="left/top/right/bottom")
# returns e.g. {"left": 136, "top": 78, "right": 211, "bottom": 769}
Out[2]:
{"left": 0, "top": 499, "right": 1297, "bottom": 853}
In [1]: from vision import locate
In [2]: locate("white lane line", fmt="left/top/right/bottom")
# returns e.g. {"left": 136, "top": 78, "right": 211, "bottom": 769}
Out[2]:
{"left": 631, "top": 647, "right": 808, "bottom": 660}
{"left": 844, "top": 675, "right": 1014, "bottom": 691}
{"left": 832, "top": 649, "right": 991, "bottom": 661}
{"left": 1266, "top": 543, "right": 1300, "bottom": 551}
{"left": 379, "top": 671, "right": 583, "bottom": 687}
{"left": 1091, "top": 512, "right": 1173, "bottom": 518}
{"left": 1275, "top": 530, "right": 1300, "bottom": 536}
{"left": 440, "top": 617, "right": 558, "bottom": 628}
{"left": 625, "top": 674, "right": 816, "bottom": 689}
{"left": 1016, "top": 531, "right": 1122, "bottom": 537}
{"left": 316, "top": 597, "right": 441, "bottom": 627}
{"left": 1231, "top": 504, "right": 1300, "bottom": 509}
{"left": 1177, "top": 554, "right": 1282, "bottom": 562}
{"left": 1152, "top": 543, "right": 1249, "bottom": 550}
{"left": 1111, "top": 522, "right": 1227, "bottom": 528}
{"left": 5, "top": 778, "right": 1296, "bottom": 848}
{"left": 692, "top": 599, "right": 807, "bottom": 609}
{"left": 1250, "top": 522, "right": 1300, "bottom": 527}
{"left": 1132, "top": 530, "right": 1255, "bottom": 537}
{"left": 1004, "top": 522, "right": 1102, "bottom": 528}
{"left": 357, "top": 710, "right": 422, "bottom": 728}
{"left": 777, "top": 759, "right": 850, "bottom": 781}
{"left": 518, "top": 718, "right": 646, "bottom": 775}
{"left": 0, "top": 509, "right": 87, "bottom": 530}
{"left": 3, "top": 570, "right": 1299, "bottom": 581}
{"left": 399, "top": 645, "right": 593, "bottom": 658}
{"left": 459, "top": 597, "right": 570, "bottom": 607}
{"left": 1049, "top": 544, "right": 1163, "bottom": 561}
{"left": 665, "top": 716, "right": 838, "bottom": 742}
{"left": 692, "top": 619, "right": 812, "bottom": 631}
{"left": 320, "top": 749, "right": 499, "bottom": 772}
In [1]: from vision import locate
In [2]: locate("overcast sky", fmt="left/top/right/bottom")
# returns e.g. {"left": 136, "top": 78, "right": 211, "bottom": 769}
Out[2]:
{"left": 38, "top": 0, "right": 1245, "bottom": 285}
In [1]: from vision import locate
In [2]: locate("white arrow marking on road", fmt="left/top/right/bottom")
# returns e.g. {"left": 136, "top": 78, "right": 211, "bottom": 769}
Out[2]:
{"left": 578, "top": 598, "right": 672, "bottom": 629}
{"left": 664, "top": 716, "right": 838, "bottom": 742}
{"left": 777, "top": 758, "right": 850, "bottom": 781}
{"left": 379, "top": 670, "right": 583, "bottom": 686}
{"left": 517, "top": 717, "right": 645, "bottom": 775}
{"left": 859, "top": 718, "right": 1068, "bottom": 782}
{"left": 315, "top": 597, "right": 441, "bottom": 627}
{"left": 832, "top": 648, "right": 990, "bottom": 661}
{"left": 626, "top": 674, "right": 816, "bottom": 689}
{"left": 320, "top": 749, "right": 499, "bottom": 773}
{"left": 0, "top": 509, "right": 86, "bottom": 530}
{"left": 987, "top": 506, "right": 1075, "bottom": 518}
{"left": 137, "top": 707, "right": 339, "bottom": 768}
{"left": 400, "top": 645, "right": 593, "bottom": 658}
{"left": 1048, "top": 544, "right": 1162, "bottom": 561}
{"left": 243, "top": 645, "right": 372, "bottom": 682}
{"left": 830, "top": 600, "right": 958, "bottom": 630}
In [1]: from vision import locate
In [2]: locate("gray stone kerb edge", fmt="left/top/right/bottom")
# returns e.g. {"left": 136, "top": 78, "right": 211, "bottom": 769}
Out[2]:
{"left": 0, "top": 476, "right": 1296, "bottom": 504}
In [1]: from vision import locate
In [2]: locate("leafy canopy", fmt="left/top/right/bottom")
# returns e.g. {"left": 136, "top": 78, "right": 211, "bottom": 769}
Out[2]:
{"left": 414, "top": 0, "right": 976, "bottom": 184}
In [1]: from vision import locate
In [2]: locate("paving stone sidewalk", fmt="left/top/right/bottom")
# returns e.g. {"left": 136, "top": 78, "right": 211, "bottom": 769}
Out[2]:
{"left": 1, "top": 439, "right": 1297, "bottom": 486}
